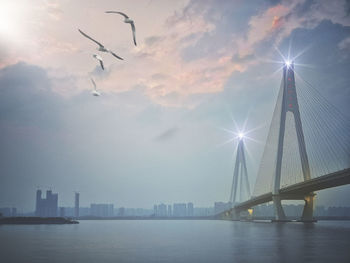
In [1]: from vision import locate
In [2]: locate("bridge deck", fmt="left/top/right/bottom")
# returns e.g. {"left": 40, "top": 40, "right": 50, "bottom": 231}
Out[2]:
{"left": 234, "top": 168, "right": 350, "bottom": 211}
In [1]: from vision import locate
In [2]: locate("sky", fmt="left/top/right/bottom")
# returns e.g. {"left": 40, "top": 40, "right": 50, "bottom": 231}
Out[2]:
{"left": 0, "top": 0, "right": 349, "bottom": 212}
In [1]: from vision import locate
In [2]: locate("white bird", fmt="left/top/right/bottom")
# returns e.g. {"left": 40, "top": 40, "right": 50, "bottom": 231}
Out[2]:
{"left": 78, "top": 29, "right": 124, "bottom": 60}
{"left": 105, "top": 11, "right": 137, "bottom": 46}
{"left": 91, "top": 78, "right": 101, "bottom": 96}
{"left": 93, "top": 54, "right": 104, "bottom": 70}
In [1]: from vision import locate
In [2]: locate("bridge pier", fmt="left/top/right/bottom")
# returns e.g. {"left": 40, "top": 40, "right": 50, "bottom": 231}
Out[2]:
{"left": 219, "top": 208, "right": 240, "bottom": 220}
{"left": 272, "top": 193, "right": 316, "bottom": 222}
{"left": 272, "top": 195, "right": 288, "bottom": 221}
{"left": 300, "top": 193, "right": 316, "bottom": 222}
{"left": 231, "top": 209, "right": 241, "bottom": 220}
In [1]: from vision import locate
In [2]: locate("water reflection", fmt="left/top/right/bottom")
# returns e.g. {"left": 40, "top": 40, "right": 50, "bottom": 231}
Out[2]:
{"left": 230, "top": 221, "right": 349, "bottom": 263}
{"left": 0, "top": 220, "right": 349, "bottom": 263}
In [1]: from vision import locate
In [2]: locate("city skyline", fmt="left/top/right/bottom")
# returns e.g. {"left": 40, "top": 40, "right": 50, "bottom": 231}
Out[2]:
{"left": 4, "top": 187, "right": 350, "bottom": 218}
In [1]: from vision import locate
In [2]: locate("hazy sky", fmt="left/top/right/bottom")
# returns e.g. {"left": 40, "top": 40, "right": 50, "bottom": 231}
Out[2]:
{"left": 0, "top": 0, "right": 349, "bottom": 212}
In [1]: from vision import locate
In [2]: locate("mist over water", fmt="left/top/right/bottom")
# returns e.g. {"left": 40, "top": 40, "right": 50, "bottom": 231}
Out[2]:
{"left": 1, "top": 220, "right": 349, "bottom": 263}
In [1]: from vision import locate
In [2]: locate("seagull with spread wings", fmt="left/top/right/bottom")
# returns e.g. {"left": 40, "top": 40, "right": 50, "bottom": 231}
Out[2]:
{"left": 105, "top": 11, "right": 137, "bottom": 46}
{"left": 78, "top": 29, "right": 123, "bottom": 60}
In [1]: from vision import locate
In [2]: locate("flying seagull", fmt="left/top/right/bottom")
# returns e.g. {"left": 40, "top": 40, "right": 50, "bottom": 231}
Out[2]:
{"left": 105, "top": 11, "right": 137, "bottom": 46}
{"left": 78, "top": 29, "right": 123, "bottom": 60}
{"left": 93, "top": 54, "right": 104, "bottom": 70}
{"left": 91, "top": 78, "right": 101, "bottom": 96}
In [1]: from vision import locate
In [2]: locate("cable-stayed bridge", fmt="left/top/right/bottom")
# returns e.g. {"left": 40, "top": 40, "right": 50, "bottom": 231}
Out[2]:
{"left": 221, "top": 62, "right": 350, "bottom": 222}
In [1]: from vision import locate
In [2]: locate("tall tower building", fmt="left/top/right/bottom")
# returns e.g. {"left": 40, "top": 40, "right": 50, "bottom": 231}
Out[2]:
{"left": 75, "top": 192, "right": 80, "bottom": 218}
{"left": 35, "top": 189, "right": 42, "bottom": 217}
{"left": 35, "top": 189, "right": 58, "bottom": 217}
{"left": 46, "top": 190, "right": 58, "bottom": 217}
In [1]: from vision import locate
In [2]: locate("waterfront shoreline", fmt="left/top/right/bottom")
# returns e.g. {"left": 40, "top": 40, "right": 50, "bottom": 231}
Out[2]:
{"left": 0, "top": 217, "right": 79, "bottom": 225}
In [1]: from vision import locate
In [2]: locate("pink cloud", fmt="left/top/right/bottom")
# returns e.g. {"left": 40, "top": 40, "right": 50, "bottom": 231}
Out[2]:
{"left": 240, "top": 0, "right": 350, "bottom": 56}
{"left": 96, "top": 6, "right": 247, "bottom": 107}
{"left": 2, "top": 0, "right": 349, "bottom": 108}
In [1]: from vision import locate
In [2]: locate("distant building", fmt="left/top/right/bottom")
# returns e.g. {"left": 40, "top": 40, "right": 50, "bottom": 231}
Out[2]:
{"left": 187, "top": 203, "right": 194, "bottom": 217}
{"left": 59, "top": 207, "right": 65, "bottom": 217}
{"left": 135, "top": 208, "right": 153, "bottom": 216}
{"left": 173, "top": 203, "right": 187, "bottom": 217}
{"left": 90, "top": 204, "right": 114, "bottom": 217}
{"left": 75, "top": 193, "right": 80, "bottom": 218}
{"left": 61, "top": 207, "right": 74, "bottom": 217}
{"left": 284, "top": 204, "right": 303, "bottom": 217}
{"left": 157, "top": 203, "right": 167, "bottom": 217}
{"left": 118, "top": 207, "right": 125, "bottom": 217}
{"left": 79, "top": 207, "right": 90, "bottom": 217}
{"left": 328, "top": 206, "right": 350, "bottom": 217}
{"left": 314, "top": 206, "right": 327, "bottom": 217}
{"left": 153, "top": 205, "right": 157, "bottom": 216}
{"left": 167, "top": 205, "right": 172, "bottom": 217}
{"left": 252, "top": 204, "right": 274, "bottom": 217}
{"left": 115, "top": 207, "right": 153, "bottom": 217}
{"left": 35, "top": 189, "right": 58, "bottom": 217}
{"left": 194, "top": 207, "right": 214, "bottom": 216}
{"left": 0, "top": 207, "right": 17, "bottom": 217}
{"left": 214, "top": 202, "right": 232, "bottom": 215}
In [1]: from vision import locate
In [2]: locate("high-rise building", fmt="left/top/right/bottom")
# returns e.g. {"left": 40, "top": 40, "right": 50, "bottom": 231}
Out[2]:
{"left": 75, "top": 192, "right": 79, "bottom": 218}
{"left": 157, "top": 203, "right": 167, "bottom": 217}
{"left": 35, "top": 189, "right": 42, "bottom": 216}
{"left": 153, "top": 205, "right": 157, "bottom": 216}
{"left": 187, "top": 202, "right": 194, "bottom": 217}
{"left": 35, "top": 189, "right": 58, "bottom": 217}
{"left": 173, "top": 203, "right": 187, "bottom": 217}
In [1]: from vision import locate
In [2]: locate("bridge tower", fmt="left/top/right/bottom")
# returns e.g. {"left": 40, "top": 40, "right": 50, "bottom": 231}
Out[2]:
{"left": 230, "top": 137, "right": 251, "bottom": 205}
{"left": 273, "top": 61, "right": 314, "bottom": 221}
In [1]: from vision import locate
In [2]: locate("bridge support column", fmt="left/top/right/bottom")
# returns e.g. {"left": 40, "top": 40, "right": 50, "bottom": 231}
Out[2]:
{"left": 231, "top": 209, "right": 240, "bottom": 221}
{"left": 273, "top": 195, "right": 287, "bottom": 221}
{"left": 301, "top": 193, "right": 316, "bottom": 222}
{"left": 220, "top": 208, "right": 240, "bottom": 220}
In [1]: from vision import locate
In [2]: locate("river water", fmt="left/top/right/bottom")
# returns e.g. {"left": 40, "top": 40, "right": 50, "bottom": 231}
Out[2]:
{"left": 0, "top": 220, "right": 349, "bottom": 262}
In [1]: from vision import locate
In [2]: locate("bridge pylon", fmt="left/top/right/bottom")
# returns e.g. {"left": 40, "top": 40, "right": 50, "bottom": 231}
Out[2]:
{"left": 229, "top": 138, "right": 251, "bottom": 207}
{"left": 273, "top": 61, "right": 315, "bottom": 221}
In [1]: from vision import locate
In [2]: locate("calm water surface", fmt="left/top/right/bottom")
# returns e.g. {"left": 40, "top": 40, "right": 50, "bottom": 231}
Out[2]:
{"left": 0, "top": 220, "right": 350, "bottom": 263}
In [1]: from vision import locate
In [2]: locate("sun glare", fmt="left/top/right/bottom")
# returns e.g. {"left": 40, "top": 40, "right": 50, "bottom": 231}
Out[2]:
{"left": 0, "top": 2, "right": 24, "bottom": 40}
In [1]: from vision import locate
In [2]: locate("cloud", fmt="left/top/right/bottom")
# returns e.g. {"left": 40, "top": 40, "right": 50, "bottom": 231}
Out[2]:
{"left": 232, "top": 0, "right": 350, "bottom": 60}
{"left": 100, "top": 2, "right": 247, "bottom": 107}
{"left": 1, "top": 0, "right": 350, "bottom": 109}
{"left": 144, "top": 36, "right": 164, "bottom": 46}
{"left": 232, "top": 53, "right": 256, "bottom": 63}
{"left": 338, "top": 36, "right": 350, "bottom": 50}
{"left": 0, "top": 62, "right": 67, "bottom": 140}
{"left": 154, "top": 127, "right": 179, "bottom": 142}
{"left": 119, "top": 0, "right": 350, "bottom": 107}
